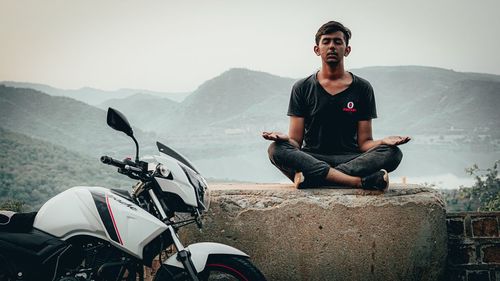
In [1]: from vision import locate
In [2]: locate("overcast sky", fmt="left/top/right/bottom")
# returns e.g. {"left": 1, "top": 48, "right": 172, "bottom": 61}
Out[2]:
{"left": 1, "top": 0, "right": 499, "bottom": 92}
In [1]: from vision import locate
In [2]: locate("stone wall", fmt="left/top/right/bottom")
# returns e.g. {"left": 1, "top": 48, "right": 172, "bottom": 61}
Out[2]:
{"left": 446, "top": 212, "right": 500, "bottom": 281}
{"left": 179, "top": 183, "right": 448, "bottom": 281}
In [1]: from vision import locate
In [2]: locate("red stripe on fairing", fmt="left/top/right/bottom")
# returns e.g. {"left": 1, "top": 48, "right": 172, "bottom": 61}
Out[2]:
{"left": 206, "top": 264, "right": 248, "bottom": 281}
{"left": 106, "top": 195, "right": 123, "bottom": 245}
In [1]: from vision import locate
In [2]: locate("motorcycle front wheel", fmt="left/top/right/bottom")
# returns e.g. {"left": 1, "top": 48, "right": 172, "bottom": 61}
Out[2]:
{"left": 198, "top": 255, "right": 266, "bottom": 281}
{"left": 154, "top": 255, "right": 267, "bottom": 281}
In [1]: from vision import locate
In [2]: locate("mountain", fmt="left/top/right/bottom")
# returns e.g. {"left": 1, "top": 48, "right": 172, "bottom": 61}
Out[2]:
{"left": 184, "top": 66, "right": 500, "bottom": 137}
{"left": 106, "top": 66, "right": 499, "bottom": 140}
{"left": 119, "top": 66, "right": 499, "bottom": 147}
{"left": 51, "top": 66, "right": 500, "bottom": 182}
{"left": 163, "top": 66, "right": 500, "bottom": 182}
{"left": 98, "top": 68, "right": 295, "bottom": 144}
{"left": 351, "top": 66, "right": 500, "bottom": 137}
{"left": 0, "top": 81, "right": 190, "bottom": 104}
{"left": 0, "top": 85, "right": 159, "bottom": 158}
{"left": 7, "top": 66, "right": 499, "bottom": 140}
{"left": 181, "top": 68, "right": 294, "bottom": 126}
{"left": 2, "top": 66, "right": 499, "bottom": 184}
{"left": 0, "top": 127, "right": 131, "bottom": 211}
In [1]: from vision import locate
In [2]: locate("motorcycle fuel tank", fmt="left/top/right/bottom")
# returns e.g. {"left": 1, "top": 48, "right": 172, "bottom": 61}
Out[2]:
{"left": 33, "top": 186, "right": 168, "bottom": 259}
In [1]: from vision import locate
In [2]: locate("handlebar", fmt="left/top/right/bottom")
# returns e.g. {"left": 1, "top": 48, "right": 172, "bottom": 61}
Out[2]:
{"left": 101, "top": 155, "right": 150, "bottom": 181}
{"left": 100, "top": 156, "right": 127, "bottom": 168}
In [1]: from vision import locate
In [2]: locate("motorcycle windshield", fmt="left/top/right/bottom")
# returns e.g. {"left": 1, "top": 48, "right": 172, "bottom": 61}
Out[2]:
{"left": 156, "top": 141, "right": 199, "bottom": 173}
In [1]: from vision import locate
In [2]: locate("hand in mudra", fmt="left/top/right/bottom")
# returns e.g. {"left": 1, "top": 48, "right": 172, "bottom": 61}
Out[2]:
{"left": 381, "top": 136, "right": 411, "bottom": 146}
{"left": 262, "top": 131, "right": 289, "bottom": 142}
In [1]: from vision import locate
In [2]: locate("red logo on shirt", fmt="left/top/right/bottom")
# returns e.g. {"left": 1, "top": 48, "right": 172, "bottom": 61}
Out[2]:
{"left": 343, "top": 101, "right": 357, "bottom": 112}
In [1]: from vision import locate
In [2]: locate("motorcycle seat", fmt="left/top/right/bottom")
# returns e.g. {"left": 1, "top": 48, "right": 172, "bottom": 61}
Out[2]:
{"left": 0, "top": 228, "right": 66, "bottom": 279}
{"left": 0, "top": 211, "right": 37, "bottom": 233}
{"left": 0, "top": 228, "right": 64, "bottom": 256}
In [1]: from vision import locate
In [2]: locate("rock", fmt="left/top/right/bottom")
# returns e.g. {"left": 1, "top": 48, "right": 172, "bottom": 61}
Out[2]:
{"left": 180, "top": 183, "right": 447, "bottom": 281}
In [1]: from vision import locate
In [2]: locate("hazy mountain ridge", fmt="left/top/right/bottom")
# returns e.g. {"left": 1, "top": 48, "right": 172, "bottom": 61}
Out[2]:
{"left": 0, "top": 81, "right": 190, "bottom": 104}
{"left": 160, "top": 68, "right": 295, "bottom": 137}
{"left": 1, "top": 66, "right": 499, "bottom": 183}
{"left": 72, "top": 66, "right": 500, "bottom": 140}
{"left": 97, "top": 68, "right": 295, "bottom": 138}
{"left": 107, "top": 66, "right": 497, "bottom": 139}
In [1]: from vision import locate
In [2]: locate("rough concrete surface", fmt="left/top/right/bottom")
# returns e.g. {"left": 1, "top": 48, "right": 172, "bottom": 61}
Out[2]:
{"left": 180, "top": 183, "right": 447, "bottom": 281}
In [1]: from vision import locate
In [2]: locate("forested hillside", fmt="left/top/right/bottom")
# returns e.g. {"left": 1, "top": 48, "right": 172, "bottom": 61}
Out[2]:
{"left": 0, "top": 128, "right": 132, "bottom": 211}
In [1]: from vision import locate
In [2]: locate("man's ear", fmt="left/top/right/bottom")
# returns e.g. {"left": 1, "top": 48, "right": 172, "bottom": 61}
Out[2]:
{"left": 344, "top": 45, "right": 351, "bottom": 57}
{"left": 314, "top": 45, "right": 320, "bottom": 56}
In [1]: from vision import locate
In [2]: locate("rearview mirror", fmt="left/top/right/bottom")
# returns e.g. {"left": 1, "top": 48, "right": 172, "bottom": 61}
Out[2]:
{"left": 107, "top": 108, "right": 134, "bottom": 137}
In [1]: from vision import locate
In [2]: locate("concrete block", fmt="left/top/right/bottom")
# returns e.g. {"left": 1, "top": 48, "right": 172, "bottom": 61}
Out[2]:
{"left": 180, "top": 183, "right": 447, "bottom": 281}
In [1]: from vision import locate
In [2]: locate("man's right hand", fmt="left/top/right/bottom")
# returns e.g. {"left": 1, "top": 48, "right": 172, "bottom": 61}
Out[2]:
{"left": 262, "top": 131, "right": 290, "bottom": 142}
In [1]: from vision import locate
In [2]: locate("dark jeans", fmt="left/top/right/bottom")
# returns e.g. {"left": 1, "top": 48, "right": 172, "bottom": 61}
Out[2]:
{"left": 268, "top": 141, "right": 403, "bottom": 186}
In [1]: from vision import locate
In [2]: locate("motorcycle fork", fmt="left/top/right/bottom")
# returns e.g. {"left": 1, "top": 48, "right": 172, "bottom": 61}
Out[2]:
{"left": 149, "top": 187, "right": 199, "bottom": 281}
{"left": 167, "top": 226, "right": 200, "bottom": 281}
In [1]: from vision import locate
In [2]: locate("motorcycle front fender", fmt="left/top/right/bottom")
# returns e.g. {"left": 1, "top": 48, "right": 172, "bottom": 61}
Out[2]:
{"left": 164, "top": 242, "right": 249, "bottom": 272}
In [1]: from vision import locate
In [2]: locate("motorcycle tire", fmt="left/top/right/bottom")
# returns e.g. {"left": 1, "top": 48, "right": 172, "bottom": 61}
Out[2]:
{"left": 198, "top": 255, "right": 266, "bottom": 281}
{"left": 154, "top": 255, "right": 267, "bottom": 281}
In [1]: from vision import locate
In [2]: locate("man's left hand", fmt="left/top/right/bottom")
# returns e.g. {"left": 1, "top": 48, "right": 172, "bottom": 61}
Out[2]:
{"left": 381, "top": 136, "right": 411, "bottom": 146}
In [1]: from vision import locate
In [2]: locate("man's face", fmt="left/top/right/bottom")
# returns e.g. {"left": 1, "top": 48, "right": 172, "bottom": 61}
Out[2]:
{"left": 314, "top": 31, "right": 351, "bottom": 64}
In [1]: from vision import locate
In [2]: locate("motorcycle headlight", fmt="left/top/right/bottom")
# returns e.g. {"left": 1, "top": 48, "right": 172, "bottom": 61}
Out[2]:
{"left": 180, "top": 165, "right": 210, "bottom": 212}
{"left": 156, "top": 163, "right": 172, "bottom": 178}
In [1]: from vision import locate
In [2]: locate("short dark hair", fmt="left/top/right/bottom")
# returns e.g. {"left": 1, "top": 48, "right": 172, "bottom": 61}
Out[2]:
{"left": 315, "top": 21, "right": 352, "bottom": 46}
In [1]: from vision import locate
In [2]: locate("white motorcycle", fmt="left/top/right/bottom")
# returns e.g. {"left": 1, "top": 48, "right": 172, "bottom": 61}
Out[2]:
{"left": 0, "top": 108, "right": 266, "bottom": 281}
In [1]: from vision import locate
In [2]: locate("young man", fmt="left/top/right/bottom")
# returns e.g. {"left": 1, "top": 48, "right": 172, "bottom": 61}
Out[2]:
{"left": 262, "top": 21, "right": 410, "bottom": 191}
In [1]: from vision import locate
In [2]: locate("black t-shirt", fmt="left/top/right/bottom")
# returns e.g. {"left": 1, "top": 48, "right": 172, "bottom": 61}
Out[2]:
{"left": 287, "top": 72, "right": 377, "bottom": 154}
